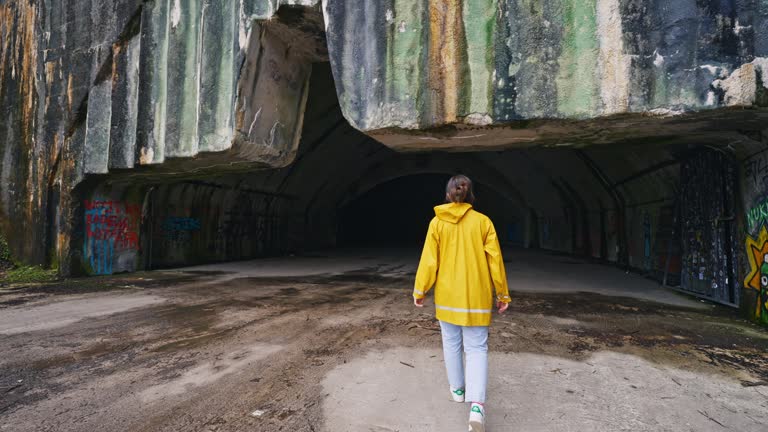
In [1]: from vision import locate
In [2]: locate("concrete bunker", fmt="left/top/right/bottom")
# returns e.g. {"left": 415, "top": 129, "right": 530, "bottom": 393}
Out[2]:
{"left": 2, "top": 1, "right": 768, "bottom": 326}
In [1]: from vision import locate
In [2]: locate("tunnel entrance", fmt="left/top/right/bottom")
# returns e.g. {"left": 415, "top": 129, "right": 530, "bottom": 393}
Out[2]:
{"left": 337, "top": 174, "right": 524, "bottom": 247}
{"left": 77, "top": 61, "right": 751, "bottom": 311}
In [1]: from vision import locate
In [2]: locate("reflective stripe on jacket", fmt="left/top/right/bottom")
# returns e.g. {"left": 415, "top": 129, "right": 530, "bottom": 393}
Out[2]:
{"left": 413, "top": 203, "right": 511, "bottom": 326}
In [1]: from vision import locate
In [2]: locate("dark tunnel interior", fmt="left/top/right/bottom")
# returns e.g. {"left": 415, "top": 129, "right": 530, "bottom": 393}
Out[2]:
{"left": 337, "top": 174, "right": 520, "bottom": 247}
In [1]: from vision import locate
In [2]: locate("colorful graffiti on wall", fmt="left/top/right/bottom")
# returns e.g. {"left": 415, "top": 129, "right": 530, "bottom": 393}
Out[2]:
{"left": 742, "top": 149, "right": 768, "bottom": 325}
{"left": 743, "top": 226, "right": 768, "bottom": 325}
{"left": 84, "top": 200, "right": 141, "bottom": 275}
{"left": 746, "top": 197, "right": 768, "bottom": 231}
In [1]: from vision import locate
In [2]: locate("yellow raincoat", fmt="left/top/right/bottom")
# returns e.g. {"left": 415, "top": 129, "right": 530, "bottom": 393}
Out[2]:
{"left": 413, "top": 202, "right": 511, "bottom": 326}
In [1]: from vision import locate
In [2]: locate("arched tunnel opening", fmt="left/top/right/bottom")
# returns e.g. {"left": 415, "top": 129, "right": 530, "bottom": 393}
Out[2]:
{"left": 337, "top": 174, "right": 523, "bottom": 248}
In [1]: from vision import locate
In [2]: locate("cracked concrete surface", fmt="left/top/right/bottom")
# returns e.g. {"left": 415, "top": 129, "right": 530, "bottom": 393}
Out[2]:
{"left": 323, "top": 348, "right": 768, "bottom": 432}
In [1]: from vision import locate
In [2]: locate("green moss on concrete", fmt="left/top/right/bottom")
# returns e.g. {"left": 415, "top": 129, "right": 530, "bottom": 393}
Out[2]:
{"left": 387, "top": 0, "right": 426, "bottom": 113}
{"left": 166, "top": 0, "right": 202, "bottom": 157}
{"left": 556, "top": 0, "right": 600, "bottom": 117}
{"left": 0, "top": 233, "right": 59, "bottom": 282}
{"left": 199, "top": 0, "right": 236, "bottom": 152}
{"left": 756, "top": 68, "right": 768, "bottom": 107}
{"left": 48, "top": 246, "right": 60, "bottom": 272}
{"left": 462, "top": 0, "right": 497, "bottom": 116}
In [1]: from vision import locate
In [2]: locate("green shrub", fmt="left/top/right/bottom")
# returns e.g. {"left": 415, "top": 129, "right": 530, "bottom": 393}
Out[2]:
{"left": 0, "top": 235, "right": 11, "bottom": 263}
{"left": 3, "top": 265, "right": 58, "bottom": 284}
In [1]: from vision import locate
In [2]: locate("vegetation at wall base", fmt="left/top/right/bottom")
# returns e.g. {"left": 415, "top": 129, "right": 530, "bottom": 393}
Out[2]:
{"left": 0, "top": 235, "right": 14, "bottom": 272}
{"left": 1, "top": 265, "right": 59, "bottom": 285}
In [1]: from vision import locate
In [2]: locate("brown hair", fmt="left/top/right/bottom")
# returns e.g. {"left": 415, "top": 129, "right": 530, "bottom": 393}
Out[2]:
{"left": 445, "top": 175, "right": 475, "bottom": 204}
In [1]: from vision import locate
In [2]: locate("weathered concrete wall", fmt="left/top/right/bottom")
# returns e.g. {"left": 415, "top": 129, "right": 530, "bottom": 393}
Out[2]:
{"left": 323, "top": 0, "right": 768, "bottom": 148}
{"left": 0, "top": 0, "right": 323, "bottom": 271}
{"left": 1, "top": 0, "right": 146, "bottom": 268}
{"left": 739, "top": 131, "right": 768, "bottom": 324}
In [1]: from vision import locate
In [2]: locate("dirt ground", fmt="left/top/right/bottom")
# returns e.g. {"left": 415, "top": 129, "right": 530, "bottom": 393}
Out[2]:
{"left": 0, "top": 250, "right": 767, "bottom": 431}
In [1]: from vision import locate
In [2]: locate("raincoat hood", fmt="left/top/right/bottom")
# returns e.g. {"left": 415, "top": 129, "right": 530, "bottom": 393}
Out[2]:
{"left": 434, "top": 203, "right": 473, "bottom": 224}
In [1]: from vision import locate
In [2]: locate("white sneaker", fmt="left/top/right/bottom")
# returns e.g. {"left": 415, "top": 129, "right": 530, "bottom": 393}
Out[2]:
{"left": 468, "top": 403, "right": 485, "bottom": 432}
{"left": 450, "top": 387, "right": 465, "bottom": 403}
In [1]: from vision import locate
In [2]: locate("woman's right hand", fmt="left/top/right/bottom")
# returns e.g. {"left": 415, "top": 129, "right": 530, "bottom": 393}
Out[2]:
{"left": 414, "top": 297, "right": 424, "bottom": 308}
{"left": 497, "top": 301, "right": 509, "bottom": 314}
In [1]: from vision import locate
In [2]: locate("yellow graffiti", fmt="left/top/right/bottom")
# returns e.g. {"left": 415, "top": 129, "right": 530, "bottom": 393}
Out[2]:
{"left": 744, "top": 226, "right": 768, "bottom": 322}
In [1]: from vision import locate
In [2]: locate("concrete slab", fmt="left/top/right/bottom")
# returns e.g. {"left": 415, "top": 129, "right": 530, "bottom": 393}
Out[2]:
{"left": 322, "top": 347, "right": 768, "bottom": 432}
{"left": 501, "top": 249, "right": 705, "bottom": 309}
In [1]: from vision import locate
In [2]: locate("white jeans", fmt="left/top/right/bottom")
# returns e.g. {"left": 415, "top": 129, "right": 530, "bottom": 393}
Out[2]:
{"left": 439, "top": 321, "right": 488, "bottom": 403}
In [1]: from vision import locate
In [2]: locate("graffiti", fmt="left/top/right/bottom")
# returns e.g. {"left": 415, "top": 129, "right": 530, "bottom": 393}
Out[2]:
{"left": 162, "top": 217, "right": 201, "bottom": 243}
{"left": 744, "top": 226, "right": 768, "bottom": 325}
{"left": 744, "top": 152, "right": 768, "bottom": 324}
{"left": 746, "top": 198, "right": 768, "bottom": 231}
{"left": 679, "top": 150, "right": 738, "bottom": 303}
{"left": 84, "top": 200, "right": 141, "bottom": 275}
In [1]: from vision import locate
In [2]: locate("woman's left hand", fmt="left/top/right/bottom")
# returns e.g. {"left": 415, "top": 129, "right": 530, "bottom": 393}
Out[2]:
{"left": 497, "top": 301, "right": 509, "bottom": 314}
{"left": 414, "top": 297, "right": 424, "bottom": 308}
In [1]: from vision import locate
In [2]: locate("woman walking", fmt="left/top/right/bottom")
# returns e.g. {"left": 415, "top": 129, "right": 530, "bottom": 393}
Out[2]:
{"left": 413, "top": 175, "right": 511, "bottom": 432}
